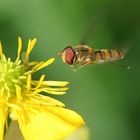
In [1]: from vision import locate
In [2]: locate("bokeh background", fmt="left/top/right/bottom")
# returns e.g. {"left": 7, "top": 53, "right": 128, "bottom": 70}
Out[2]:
{"left": 0, "top": 0, "right": 140, "bottom": 140}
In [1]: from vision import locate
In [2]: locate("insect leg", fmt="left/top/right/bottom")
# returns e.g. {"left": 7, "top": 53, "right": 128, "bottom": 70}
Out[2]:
{"left": 77, "top": 61, "right": 93, "bottom": 70}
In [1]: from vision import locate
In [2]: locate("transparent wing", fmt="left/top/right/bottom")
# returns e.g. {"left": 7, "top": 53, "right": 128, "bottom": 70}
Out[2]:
{"left": 79, "top": 12, "right": 104, "bottom": 45}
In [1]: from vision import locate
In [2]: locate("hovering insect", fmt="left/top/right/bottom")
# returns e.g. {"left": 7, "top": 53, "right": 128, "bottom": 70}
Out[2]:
{"left": 58, "top": 44, "right": 130, "bottom": 71}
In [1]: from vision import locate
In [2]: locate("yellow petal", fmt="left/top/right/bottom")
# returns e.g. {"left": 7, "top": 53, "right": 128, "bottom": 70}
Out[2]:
{"left": 15, "top": 85, "right": 22, "bottom": 100}
{"left": 29, "top": 94, "right": 65, "bottom": 107}
{"left": 29, "top": 61, "right": 38, "bottom": 67}
{"left": 27, "top": 74, "right": 32, "bottom": 91}
{"left": 32, "top": 80, "right": 69, "bottom": 87}
{"left": 33, "top": 58, "right": 55, "bottom": 72}
{"left": 41, "top": 81, "right": 69, "bottom": 87}
{"left": 18, "top": 106, "right": 85, "bottom": 140}
{"left": 45, "top": 87, "right": 69, "bottom": 92}
{"left": 17, "top": 37, "right": 22, "bottom": 59}
{"left": 32, "top": 88, "right": 67, "bottom": 95}
{"left": 0, "top": 101, "right": 8, "bottom": 140}
{"left": 65, "top": 126, "right": 90, "bottom": 140}
{"left": 26, "top": 39, "right": 37, "bottom": 58}
{"left": 44, "top": 90, "right": 67, "bottom": 95}
{"left": 43, "top": 87, "right": 69, "bottom": 95}
{"left": 0, "top": 41, "right": 3, "bottom": 56}
{"left": 33, "top": 75, "right": 45, "bottom": 90}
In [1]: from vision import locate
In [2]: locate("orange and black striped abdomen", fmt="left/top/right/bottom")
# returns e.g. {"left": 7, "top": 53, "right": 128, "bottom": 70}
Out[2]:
{"left": 93, "top": 49, "right": 124, "bottom": 63}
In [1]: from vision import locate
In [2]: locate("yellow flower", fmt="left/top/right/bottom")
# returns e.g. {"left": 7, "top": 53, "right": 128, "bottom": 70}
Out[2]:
{"left": 0, "top": 38, "right": 85, "bottom": 140}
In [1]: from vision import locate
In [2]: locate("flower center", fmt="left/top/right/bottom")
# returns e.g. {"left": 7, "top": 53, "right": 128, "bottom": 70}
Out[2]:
{"left": 0, "top": 54, "right": 27, "bottom": 98}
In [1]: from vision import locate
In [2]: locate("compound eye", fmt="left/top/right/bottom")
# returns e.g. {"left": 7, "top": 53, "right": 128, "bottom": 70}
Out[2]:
{"left": 64, "top": 47, "right": 75, "bottom": 65}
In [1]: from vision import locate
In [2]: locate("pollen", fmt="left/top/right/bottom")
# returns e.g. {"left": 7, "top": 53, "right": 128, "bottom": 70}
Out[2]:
{"left": 0, "top": 54, "right": 26, "bottom": 98}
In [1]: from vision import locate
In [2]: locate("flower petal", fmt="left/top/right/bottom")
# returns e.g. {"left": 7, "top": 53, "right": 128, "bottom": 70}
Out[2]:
{"left": 33, "top": 75, "right": 45, "bottom": 89}
{"left": 33, "top": 58, "right": 55, "bottom": 72}
{"left": 32, "top": 88, "right": 68, "bottom": 95}
{"left": 28, "top": 94, "right": 65, "bottom": 107}
{"left": 15, "top": 85, "right": 22, "bottom": 100}
{"left": 17, "top": 37, "right": 22, "bottom": 59}
{"left": 32, "top": 81, "right": 69, "bottom": 87}
{"left": 65, "top": 126, "right": 90, "bottom": 140}
{"left": 18, "top": 106, "right": 85, "bottom": 140}
{"left": 27, "top": 74, "right": 32, "bottom": 91}
{"left": 26, "top": 39, "right": 37, "bottom": 58}
{"left": 0, "top": 101, "right": 8, "bottom": 140}
{"left": 42, "top": 87, "right": 69, "bottom": 95}
{"left": 0, "top": 41, "right": 3, "bottom": 56}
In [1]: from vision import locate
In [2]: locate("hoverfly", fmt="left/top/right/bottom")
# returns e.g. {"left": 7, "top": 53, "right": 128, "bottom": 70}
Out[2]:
{"left": 58, "top": 44, "right": 130, "bottom": 71}
{"left": 58, "top": 18, "right": 131, "bottom": 71}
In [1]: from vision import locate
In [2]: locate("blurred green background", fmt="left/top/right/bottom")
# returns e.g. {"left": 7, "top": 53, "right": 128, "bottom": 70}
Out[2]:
{"left": 1, "top": 0, "right": 140, "bottom": 140}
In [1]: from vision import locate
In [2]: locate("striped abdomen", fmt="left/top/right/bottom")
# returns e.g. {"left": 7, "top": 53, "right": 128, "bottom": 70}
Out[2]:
{"left": 93, "top": 49, "right": 125, "bottom": 63}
